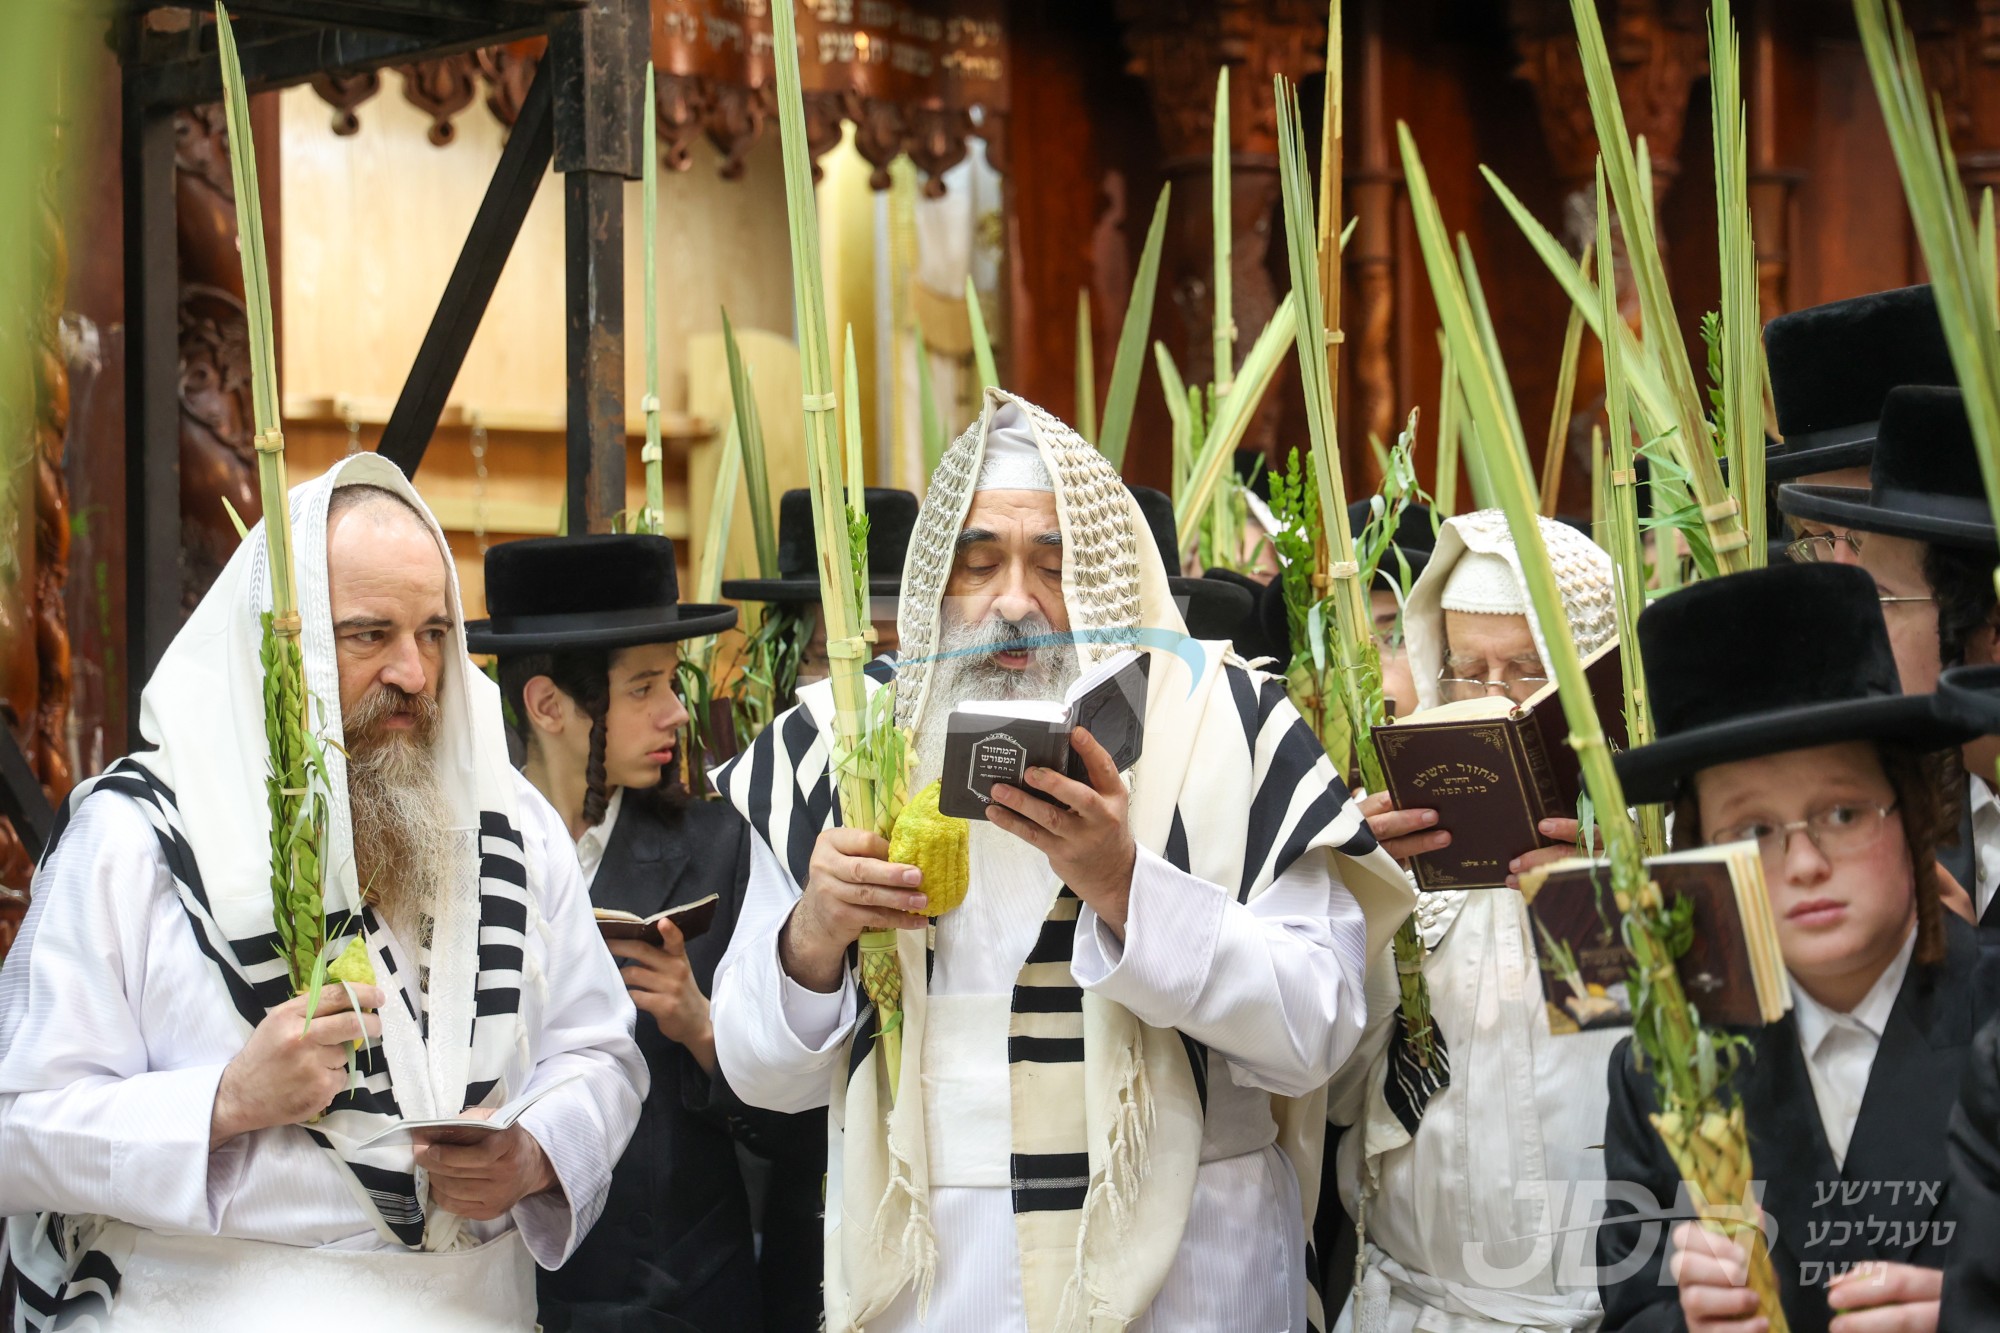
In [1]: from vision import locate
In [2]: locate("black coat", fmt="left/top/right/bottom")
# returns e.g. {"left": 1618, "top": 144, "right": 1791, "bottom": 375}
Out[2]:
{"left": 1597, "top": 914, "right": 2000, "bottom": 1333}
{"left": 537, "top": 791, "right": 825, "bottom": 1333}
{"left": 1942, "top": 1010, "right": 2000, "bottom": 1327}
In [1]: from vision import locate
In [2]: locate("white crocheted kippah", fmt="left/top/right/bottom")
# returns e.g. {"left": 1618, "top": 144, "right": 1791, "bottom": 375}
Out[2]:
{"left": 976, "top": 402, "right": 1055, "bottom": 492}
{"left": 1439, "top": 550, "right": 1527, "bottom": 616}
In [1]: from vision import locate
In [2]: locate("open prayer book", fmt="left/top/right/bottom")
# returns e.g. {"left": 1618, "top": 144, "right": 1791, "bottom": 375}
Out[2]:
{"left": 593, "top": 894, "right": 720, "bottom": 946}
{"left": 355, "top": 1073, "right": 580, "bottom": 1148}
{"left": 1518, "top": 843, "right": 1790, "bottom": 1034}
{"left": 1372, "top": 640, "right": 1626, "bottom": 890}
{"left": 938, "top": 649, "right": 1150, "bottom": 821}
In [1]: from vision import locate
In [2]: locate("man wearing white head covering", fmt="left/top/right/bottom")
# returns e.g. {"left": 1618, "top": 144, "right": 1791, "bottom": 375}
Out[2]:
{"left": 710, "top": 389, "right": 1415, "bottom": 1333}
{"left": 0, "top": 455, "right": 645, "bottom": 1331}
{"left": 1329, "top": 508, "right": 1619, "bottom": 1333}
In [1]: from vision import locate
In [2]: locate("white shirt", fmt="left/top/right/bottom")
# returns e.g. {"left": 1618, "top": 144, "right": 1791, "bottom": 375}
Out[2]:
{"left": 712, "top": 821, "right": 1370, "bottom": 1332}
{"left": 0, "top": 771, "right": 646, "bottom": 1265}
{"left": 1971, "top": 777, "right": 1999, "bottom": 923}
{"left": 1331, "top": 889, "right": 1619, "bottom": 1333}
{"left": 574, "top": 787, "right": 626, "bottom": 890}
{"left": 1789, "top": 926, "right": 1915, "bottom": 1170}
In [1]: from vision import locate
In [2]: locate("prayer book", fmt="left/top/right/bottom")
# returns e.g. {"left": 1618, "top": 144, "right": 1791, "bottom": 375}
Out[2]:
{"left": 1370, "top": 639, "right": 1626, "bottom": 890}
{"left": 1518, "top": 843, "right": 1791, "bottom": 1033}
{"left": 593, "top": 894, "right": 720, "bottom": 946}
{"left": 355, "top": 1072, "right": 581, "bottom": 1148}
{"left": 938, "top": 649, "right": 1151, "bottom": 821}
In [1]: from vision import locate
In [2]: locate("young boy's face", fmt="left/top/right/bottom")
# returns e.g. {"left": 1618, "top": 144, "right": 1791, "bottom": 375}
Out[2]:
{"left": 1695, "top": 741, "right": 1914, "bottom": 1008}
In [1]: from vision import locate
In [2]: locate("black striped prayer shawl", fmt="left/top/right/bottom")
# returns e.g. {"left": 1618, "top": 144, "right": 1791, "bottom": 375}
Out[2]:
{"left": 4, "top": 759, "right": 533, "bottom": 1332}
{"left": 716, "top": 646, "right": 1399, "bottom": 1333}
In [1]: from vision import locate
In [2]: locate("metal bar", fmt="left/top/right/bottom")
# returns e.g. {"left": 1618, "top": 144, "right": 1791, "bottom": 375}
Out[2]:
{"left": 378, "top": 64, "right": 555, "bottom": 475}
{"left": 564, "top": 170, "right": 627, "bottom": 531}
{"left": 0, "top": 726, "right": 55, "bottom": 864}
{"left": 128, "top": 25, "right": 537, "bottom": 107}
{"left": 122, "top": 87, "right": 181, "bottom": 750}
{"left": 550, "top": 0, "right": 644, "bottom": 532}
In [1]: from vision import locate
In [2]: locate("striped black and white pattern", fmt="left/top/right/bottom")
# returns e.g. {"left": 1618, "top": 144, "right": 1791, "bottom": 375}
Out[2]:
{"left": 719, "top": 647, "right": 1378, "bottom": 1329}
{"left": 5, "top": 760, "right": 531, "bottom": 1332}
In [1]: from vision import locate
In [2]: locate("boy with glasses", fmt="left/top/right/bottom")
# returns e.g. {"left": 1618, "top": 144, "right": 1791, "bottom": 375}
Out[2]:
{"left": 1779, "top": 386, "right": 2000, "bottom": 925}
{"left": 1597, "top": 562, "right": 2000, "bottom": 1333}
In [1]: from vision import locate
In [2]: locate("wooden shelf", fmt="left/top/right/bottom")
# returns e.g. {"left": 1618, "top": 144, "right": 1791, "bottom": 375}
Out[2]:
{"left": 282, "top": 395, "right": 716, "bottom": 441}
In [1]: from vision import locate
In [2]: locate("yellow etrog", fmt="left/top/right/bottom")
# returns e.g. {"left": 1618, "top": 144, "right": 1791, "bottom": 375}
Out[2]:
{"left": 327, "top": 932, "right": 376, "bottom": 987}
{"left": 888, "top": 779, "right": 970, "bottom": 917}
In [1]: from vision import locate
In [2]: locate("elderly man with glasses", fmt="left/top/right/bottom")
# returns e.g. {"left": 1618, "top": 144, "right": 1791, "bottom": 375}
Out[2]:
{"left": 1780, "top": 385, "right": 2000, "bottom": 930}
{"left": 1328, "top": 508, "right": 1623, "bottom": 1333}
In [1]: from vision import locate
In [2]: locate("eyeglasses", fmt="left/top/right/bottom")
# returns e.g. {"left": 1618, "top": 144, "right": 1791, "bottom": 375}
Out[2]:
{"left": 1710, "top": 802, "right": 1898, "bottom": 871}
{"left": 1786, "top": 531, "right": 1865, "bottom": 563}
{"left": 1876, "top": 593, "right": 1935, "bottom": 609}
{"left": 1438, "top": 669, "right": 1550, "bottom": 704}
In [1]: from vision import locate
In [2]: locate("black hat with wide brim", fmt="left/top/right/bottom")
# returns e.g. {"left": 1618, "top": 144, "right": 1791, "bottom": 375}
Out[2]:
{"left": 720, "top": 487, "right": 918, "bottom": 602}
{"left": 1764, "top": 284, "right": 1953, "bottom": 482}
{"left": 1128, "top": 485, "right": 1259, "bottom": 640}
{"left": 1777, "top": 385, "right": 1997, "bottom": 551}
{"left": 1937, "top": 663, "right": 2000, "bottom": 736}
{"left": 1612, "top": 563, "right": 1974, "bottom": 804}
{"left": 466, "top": 533, "right": 738, "bottom": 654}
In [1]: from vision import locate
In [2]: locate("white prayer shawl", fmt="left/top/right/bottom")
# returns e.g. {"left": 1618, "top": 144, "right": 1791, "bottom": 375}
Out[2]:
{"left": 1, "top": 456, "right": 577, "bottom": 1328}
{"left": 714, "top": 389, "right": 1414, "bottom": 1332}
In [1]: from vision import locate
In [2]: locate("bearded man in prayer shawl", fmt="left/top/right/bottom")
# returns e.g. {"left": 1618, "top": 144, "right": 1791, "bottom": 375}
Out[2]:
{"left": 0, "top": 455, "right": 645, "bottom": 1331}
{"left": 710, "top": 389, "right": 1415, "bottom": 1333}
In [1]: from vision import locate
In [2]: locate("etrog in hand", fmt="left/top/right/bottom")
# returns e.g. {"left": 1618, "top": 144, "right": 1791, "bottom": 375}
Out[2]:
{"left": 888, "top": 779, "right": 970, "bottom": 916}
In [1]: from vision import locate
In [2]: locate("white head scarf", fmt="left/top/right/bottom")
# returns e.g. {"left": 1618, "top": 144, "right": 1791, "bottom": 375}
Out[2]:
{"left": 135, "top": 452, "right": 517, "bottom": 938}
{"left": 1402, "top": 508, "right": 1616, "bottom": 713}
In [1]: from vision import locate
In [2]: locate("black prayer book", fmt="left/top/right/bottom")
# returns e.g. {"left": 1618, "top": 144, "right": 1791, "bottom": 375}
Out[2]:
{"left": 938, "top": 650, "right": 1151, "bottom": 821}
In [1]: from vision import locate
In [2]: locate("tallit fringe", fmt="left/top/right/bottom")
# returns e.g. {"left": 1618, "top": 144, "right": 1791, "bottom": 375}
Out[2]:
{"left": 1054, "top": 1039, "right": 1155, "bottom": 1333}
{"left": 866, "top": 1101, "right": 939, "bottom": 1320}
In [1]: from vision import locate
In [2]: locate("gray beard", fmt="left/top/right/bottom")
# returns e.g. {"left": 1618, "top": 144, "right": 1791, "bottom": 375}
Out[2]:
{"left": 347, "top": 730, "right": 460, "bottom": 942}
{"left": 911, "top": 610, "right": 1080, "bottom": 790}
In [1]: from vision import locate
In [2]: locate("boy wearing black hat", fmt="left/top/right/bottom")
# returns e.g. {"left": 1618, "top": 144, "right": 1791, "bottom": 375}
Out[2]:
{"left": 1595, "top": 563, "right": 2000, "bottom": 1333}
{"left": 1778, "top": 385, "right": 2000, "bottom": 926}
{"left": 1765, "top": 284, "right": 1955, "bottom": 560}
{"left": 468, "top": 535, "right": 820, "bottom": 1333}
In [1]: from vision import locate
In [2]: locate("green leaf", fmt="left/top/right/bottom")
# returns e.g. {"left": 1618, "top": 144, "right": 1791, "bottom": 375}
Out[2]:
{"left": 1075, "top": 288, "right": 1098, "bottom": 445}
{"left": 1096, "top": 186, "right": 1172, "bottom": 470}
{"left": 966, "top": 274, "right": 1000, "bottom": 394}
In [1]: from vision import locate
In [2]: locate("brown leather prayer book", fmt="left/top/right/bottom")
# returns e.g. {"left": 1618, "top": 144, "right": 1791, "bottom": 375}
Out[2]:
{"left": 1370, "top": 639, "right": 1626, "bottom": 890}
{"left": 1518, "top": 844, "right": 1790, "bottom": 1033}
{"left": 594, "top": 894, "right": 721, "bottom": 946}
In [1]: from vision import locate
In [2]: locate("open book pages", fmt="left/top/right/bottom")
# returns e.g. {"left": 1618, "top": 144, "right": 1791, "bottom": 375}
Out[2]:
{"left": 1518, "top": 841, "right": 1790, "bottom": 1034}
{"left": 355, "top": 1072, "right": 581, "bottom": 1148}
{"left": 593, "top": 894, "right": 721, "bottom": 945}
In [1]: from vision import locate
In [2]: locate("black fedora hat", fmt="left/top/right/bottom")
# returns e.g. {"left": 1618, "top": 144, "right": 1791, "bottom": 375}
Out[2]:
{"left": 1938, "top": 663, "right": 2000, "bottom": 737}
{"left": 466, "top": 533, "right": 738, "bottom": 654}
{"left": 1777, "top": 385, "right": 1997, "bottom": 551}
{"left": 1764, "top": 284, "right": 1953, "bottom": 482}
{"left": 1128, "top": 485, "right": 1258, "bottom": 641}
{"left": 1612, "top": 563, "right": 1974, "bottom": 804}
{"left": 720, "top": 487, "right": 918, "bottom": 602}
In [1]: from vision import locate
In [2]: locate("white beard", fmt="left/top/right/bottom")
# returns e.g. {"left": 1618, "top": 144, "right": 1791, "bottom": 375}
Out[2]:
{"left": 910, "top": 609, "right": 1081, "bottom": 791}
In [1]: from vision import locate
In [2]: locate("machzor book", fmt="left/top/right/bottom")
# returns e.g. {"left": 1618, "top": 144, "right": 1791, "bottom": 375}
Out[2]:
{"left": 593, "top": 894, "right": 720, "bottom": 946}
{"left": 1370, "top": 639, "right": 1627, "bottom": 890}
{"left": 355, "top": 1072, "right": 580, "bottom": 1148}
{"left": 938, "top": 649, "right": 1151, "bottom": 821}
{"left": 1518, "top": 843, "right": 1791, "bottom": 1034}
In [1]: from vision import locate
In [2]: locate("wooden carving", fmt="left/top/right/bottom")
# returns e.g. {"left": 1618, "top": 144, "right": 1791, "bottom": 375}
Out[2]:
{"left": 477, "top": 40, "right": 546, "bottom": 130}
{"left": 398, "top": 54, "right": 482, "bottom": 147}
{"left": 308, "top": 69, "right": 382, "bottom": 136}
{"left": 173, "top": 105, "right": 260, "bottom": 614}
